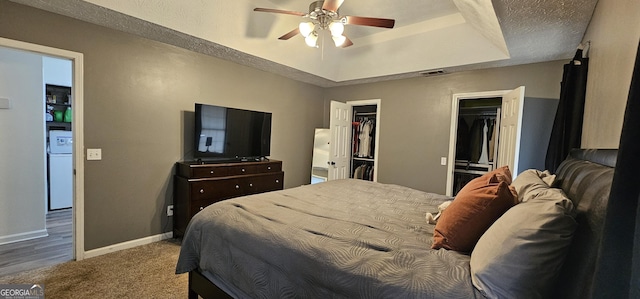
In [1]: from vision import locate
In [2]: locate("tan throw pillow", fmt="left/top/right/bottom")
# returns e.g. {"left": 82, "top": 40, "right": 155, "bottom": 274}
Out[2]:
{"left": 432, "top": 167, "right": 518, "bottom": 252}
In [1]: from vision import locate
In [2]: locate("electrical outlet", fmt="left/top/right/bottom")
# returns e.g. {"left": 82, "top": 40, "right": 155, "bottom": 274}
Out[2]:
{"left": 87, "top": 148, "right": 102, "bottom": 160}
{"left": 167, "top": 205, "right": 174, "bottom": 216}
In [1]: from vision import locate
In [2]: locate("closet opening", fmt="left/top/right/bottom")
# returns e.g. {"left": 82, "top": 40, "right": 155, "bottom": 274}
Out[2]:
{"left": 351, "top": 105, "right": 377, "bottom": 181}
{"left": 453, "top": 97, "right": 501, "bottom": 195}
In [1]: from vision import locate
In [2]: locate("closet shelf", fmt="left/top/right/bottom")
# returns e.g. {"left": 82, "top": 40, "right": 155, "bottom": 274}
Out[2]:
{"left": 454, "top": 169, "right": 488, "bottom": 176}
{"left": 355, "top": 112, "right": 377, "bottom": 116}
{"left": 459, "top": 106, "right": 499, "bottom": 116}
{"left": 454, "top": 160, "right": 494, "bottom": 168}
{"left": 353, "top": 157, "right": 374, "bottom": 162}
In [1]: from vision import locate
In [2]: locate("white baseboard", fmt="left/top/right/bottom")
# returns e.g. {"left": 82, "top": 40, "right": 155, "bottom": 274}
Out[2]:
{"left": 84, "top": 231, "right": 173, "bottom": 259}
{"left": 0, "top": 229, "right": 48, "bottom": 246}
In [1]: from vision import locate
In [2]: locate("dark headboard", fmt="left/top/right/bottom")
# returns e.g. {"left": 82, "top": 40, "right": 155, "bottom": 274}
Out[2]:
{"left": 552, "top": 149, "right": 617, "bottom": 299}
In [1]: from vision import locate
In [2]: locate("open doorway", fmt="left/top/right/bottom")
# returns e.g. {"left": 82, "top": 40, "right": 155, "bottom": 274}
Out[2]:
{"left": 0, "top": 37, "right": 85, "bottom": 275}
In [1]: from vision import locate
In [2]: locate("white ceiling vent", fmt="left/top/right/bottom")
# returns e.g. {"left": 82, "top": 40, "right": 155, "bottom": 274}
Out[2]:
{"left": 419, "top": 69, "right": 447, "bottom": 77}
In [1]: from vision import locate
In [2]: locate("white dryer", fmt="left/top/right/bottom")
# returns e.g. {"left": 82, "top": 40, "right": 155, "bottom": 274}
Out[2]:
{"left": 49, "top": 130, "right": 73, "bottom": 210}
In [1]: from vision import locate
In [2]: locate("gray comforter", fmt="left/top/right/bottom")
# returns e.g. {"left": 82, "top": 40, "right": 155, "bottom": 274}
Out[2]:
{"left": 176, "top": 179, "right": 483, "bottom": 298}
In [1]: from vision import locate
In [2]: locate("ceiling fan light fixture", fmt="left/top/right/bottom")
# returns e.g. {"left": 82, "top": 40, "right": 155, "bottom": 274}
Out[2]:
{"left": 332, "top": 35, "right": 346, "bottom": 47}
{"left": 305, "top": 32, "right": 319, "bottom": 47}
{"left": 254, "top": 1, "right": 395, "bottom": 49}
{"left": 328, "top": 21, "right": 344, "bottom": 37}
{"left": 299, "top": 22, "right": 315, "bottom": 38}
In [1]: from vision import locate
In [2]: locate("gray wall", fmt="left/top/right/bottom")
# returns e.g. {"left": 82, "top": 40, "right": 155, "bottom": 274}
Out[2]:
{"left": 324, "top": 62, "right": 565, "bottom": 194}
{"left": 0, "top": 1, "right": 325, "bottom": 250}
{"left": 517, "top": 98, "right": 558, "bottom": 172}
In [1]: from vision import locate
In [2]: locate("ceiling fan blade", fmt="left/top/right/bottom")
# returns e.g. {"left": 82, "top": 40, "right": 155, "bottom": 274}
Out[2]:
{"left": 278, "top": 28, "right": 300, "bottom": 40}
{"left": 322, "top": 0, "right": 344, "bottom": 13}
{"left": 253, "top": 7, "right": 306, "bottom": 17}
{"left": 340, "top": 36, "right": 354, "bottom": 48}
{"left": 344, "top": 16, "right": 395, "bottom": 28}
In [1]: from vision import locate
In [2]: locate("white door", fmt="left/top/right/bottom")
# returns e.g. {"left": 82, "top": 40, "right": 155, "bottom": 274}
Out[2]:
{"left": 328, "top": 101, "right": 352, "bottom": 180}
{"left": 497, "top": 86, "right": 525, "bottom": 175}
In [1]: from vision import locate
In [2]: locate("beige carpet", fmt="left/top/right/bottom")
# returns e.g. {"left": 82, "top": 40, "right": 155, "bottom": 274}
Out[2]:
{"left": 0, "top": 239, "right": 188, "bottom": 298}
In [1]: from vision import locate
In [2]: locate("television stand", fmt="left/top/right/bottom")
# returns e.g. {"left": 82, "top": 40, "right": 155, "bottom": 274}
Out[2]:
{"left": 173, "top": 159, "right": 284, "bottom": 238}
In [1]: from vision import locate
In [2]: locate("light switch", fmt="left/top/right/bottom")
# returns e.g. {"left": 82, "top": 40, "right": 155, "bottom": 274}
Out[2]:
{"left": 87, "top": 148, "right": 102, "bottom": 160}
{"left": 440, "top": 157, "right": 447, "bottom": 166}
{"left": 0, "top": 98, "right": 10, "bottom": 109}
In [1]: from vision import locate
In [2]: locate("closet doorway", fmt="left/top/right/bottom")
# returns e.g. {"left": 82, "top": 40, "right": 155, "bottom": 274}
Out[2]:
{"left": 445, "top": 87, "right": 558, "bottom": 196}
{"left": 445, "top": 87, "right": 522, "bottom": 196}
{"left": 0, "top": 37, "right": 86, "bottom": 262}
{"left": 451, "top": 97, "right": 502, "bottom": 195}
{"left": 328, "top": 99, "right": 381, "bottom": 182}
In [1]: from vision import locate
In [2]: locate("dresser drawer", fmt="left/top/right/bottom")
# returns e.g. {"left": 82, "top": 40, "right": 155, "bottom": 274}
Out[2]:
{"left": 256, "top": 162, "right": 282, "bottom": 173}
{"left": 190, "top": 179, "right": 243, "bottom": 201}
{"left": 226, "top": 165, "right": 258, "bottom": 176}
{"left": 245, "top": 172, "right": 284, "bottom": 195}
{"left": 192, "top": 166, "right": 229, "bottom": 178}
{"left": 189, "top": 199, "right": 222, "bottom": 217}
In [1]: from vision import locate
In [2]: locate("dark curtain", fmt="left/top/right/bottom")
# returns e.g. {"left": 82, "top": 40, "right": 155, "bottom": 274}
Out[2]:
{"left": 545, "top": 49, "right": 589, "bottom": 172}
{"left": 592, "top": 41, "right": 640, "bottom": 298}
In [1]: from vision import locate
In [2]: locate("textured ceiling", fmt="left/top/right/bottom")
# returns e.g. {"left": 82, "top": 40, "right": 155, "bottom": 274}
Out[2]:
{"left": 9, "top": 0, "right": 598, "bottom": 87}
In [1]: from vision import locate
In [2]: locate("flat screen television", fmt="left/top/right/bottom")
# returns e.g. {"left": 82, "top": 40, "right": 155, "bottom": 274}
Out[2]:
{"left": 194, "top": 103, "right": 272, "bottom": 161}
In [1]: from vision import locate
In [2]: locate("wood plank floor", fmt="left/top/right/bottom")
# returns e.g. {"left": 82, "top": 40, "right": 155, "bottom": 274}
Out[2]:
{"left": 0, "top": 209, "right": 73, "bottom": 277}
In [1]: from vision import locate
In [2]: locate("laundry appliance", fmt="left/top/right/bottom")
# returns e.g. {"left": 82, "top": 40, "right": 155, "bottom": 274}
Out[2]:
{"left": 48, "top": 130, "right": 72, "bottom": 210}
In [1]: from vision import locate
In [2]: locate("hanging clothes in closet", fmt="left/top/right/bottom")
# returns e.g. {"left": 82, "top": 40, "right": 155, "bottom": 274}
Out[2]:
{"left": 456, "top": 117, "right": 471, "bottom": 160}
{"left": 487, "top": 119, "right": 497, "bottom": 162}
{"left": 352, "top": 117, "right": 375, "bottom": 158}
{"left": 466, "top": 118, "right": 496, "bottom": 164}
{"left": 352, "top": 163, "right": 374, "bottom": 181}
{"left": 453, "top": 112, "right": 498, "bottom": 195}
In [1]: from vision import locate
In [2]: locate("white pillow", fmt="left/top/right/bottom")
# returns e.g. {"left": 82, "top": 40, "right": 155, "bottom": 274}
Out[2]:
{"left": 470, "top": 188, "right": 576, "bottom": 299}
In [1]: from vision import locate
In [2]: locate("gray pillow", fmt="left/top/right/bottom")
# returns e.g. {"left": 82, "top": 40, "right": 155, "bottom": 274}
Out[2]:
{"left": 511, "top": 169, "right": 556, "bottom": 202}
{"left": 470, "top": 188, "right": 577, "bottom": 299}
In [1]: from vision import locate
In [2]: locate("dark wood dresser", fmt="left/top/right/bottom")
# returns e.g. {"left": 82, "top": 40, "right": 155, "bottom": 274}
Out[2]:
{"left": 173, "top": 159, "right": 284, "bottom": 238}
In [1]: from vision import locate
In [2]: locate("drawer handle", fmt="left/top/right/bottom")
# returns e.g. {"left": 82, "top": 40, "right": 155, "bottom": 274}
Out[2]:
{"left": 210, "top": 170, "right": 214, "bottom": 174}
{"left": 235, "top": 185, "right": 240, "bottom": 189}
{"left": 249, "top": 183, "right": 253, "bottom": 187}
{"left": 241, "top": 168, "right": 246, "bottom": 172}
{"left": 267, "top": 166, "right": 271, "bottom": 170}
{"left": 199, "top": 189, "right": 204, "bottom": 194}
{"left": 199, "top": 206, "right": 204, "bottom": 211}
{"left": 276, "top": 180, "right": 280, "bottom": 183}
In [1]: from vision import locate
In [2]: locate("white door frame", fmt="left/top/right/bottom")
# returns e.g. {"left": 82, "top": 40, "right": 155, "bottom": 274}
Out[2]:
{"left": 0, "top": 37, "right": 85, "bottom": 260}
{"left": 445, "top": 90, "right": 509, "bottom": 196}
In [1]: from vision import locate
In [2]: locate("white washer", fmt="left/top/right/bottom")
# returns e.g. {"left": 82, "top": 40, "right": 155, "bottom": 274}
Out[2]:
{"left": 49, "top": 130, "right": 73, "bottom": 210}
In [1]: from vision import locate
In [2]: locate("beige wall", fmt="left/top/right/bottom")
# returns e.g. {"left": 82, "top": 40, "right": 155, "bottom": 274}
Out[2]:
{"left": 0, "top": 47, "right": 47, "bottom": 241}
{"left": 581, "top": 0, "right": 640, "bottom": 148}
{"left": 324, "top": 61, "right": 564, "bottom": 193}
{"left": 0, "top": 1, "right": 324, "bottom": 250}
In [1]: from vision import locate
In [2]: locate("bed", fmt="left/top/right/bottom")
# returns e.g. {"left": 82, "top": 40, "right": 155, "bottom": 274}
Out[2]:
{"left": 176, "top": 148, "right": 616, "bottom": 298}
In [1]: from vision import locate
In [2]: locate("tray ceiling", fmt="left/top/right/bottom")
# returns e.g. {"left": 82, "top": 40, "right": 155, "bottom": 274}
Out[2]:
{"left": 9, "top": 0, "right": 598, "bottom": 87}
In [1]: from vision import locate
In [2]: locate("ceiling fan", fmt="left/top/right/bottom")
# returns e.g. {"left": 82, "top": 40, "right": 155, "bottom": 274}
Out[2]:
{"left": 254, "top": 0, "right": 395, "bottom": 48}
